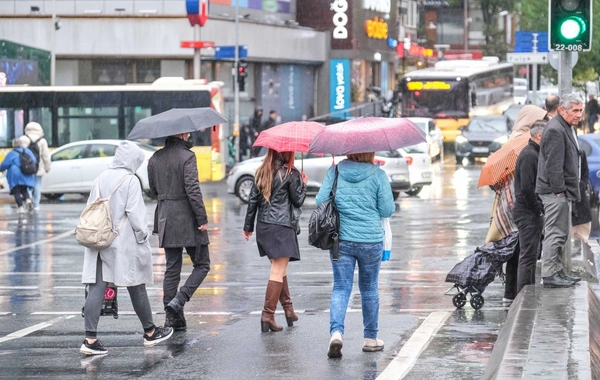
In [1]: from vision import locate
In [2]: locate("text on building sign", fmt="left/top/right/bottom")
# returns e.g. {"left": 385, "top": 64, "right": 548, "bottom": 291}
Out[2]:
{"left": 331, "top": 0, "right": 349, "bottom": 40}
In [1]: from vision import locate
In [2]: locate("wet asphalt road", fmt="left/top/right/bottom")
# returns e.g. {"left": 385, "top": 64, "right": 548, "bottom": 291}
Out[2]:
{"left": 0, "top": 159, "right": 512, "bottom": 379}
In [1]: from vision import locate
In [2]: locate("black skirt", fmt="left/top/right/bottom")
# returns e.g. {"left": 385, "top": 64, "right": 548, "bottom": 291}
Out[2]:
{"left": 256, "top": 222, "right": 300, "bottom": 261}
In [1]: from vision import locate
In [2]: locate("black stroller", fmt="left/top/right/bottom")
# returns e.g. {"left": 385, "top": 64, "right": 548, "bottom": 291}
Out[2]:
{"left": 445, "top": 232, "right": 519, "bottom": 310}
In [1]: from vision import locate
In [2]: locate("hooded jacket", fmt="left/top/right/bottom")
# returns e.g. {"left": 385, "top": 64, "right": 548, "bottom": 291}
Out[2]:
{"left": 20, "top": 122, "right": 51, "bottom": 176}
{"left": 509, "top": 105, "right": 547, "bottom": 140}
{"left": 316, "top": 160, "right": 395, "bottom": 243}
{"left": 81, "top": 141, "right": 153, "bottom": 287}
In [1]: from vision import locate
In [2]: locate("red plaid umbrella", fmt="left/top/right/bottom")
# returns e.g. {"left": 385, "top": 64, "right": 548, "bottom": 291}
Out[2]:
{"left": 253, "top": 121, "right": 324, "bottom": 153}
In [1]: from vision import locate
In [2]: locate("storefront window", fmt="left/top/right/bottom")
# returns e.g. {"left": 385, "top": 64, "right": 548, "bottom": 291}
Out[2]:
{"left": 57, "top": 107, "right": 119, "bottom": 145}
{"left": 137, "top": 60, "right": 161, "bottom": 83}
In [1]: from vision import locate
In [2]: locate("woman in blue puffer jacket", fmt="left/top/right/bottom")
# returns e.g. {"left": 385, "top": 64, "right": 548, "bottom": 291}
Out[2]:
{"left": 316, "top": 152, "right": 395, "bottom": 359}
{"left": 0, "top": 138, "right": 36, "bottom": 214}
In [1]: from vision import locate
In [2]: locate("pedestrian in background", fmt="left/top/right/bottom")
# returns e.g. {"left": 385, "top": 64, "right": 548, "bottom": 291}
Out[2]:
{"left": 250, "top": 107, "right": 263, "bottom": 157}
{"left": 316, "top": 153, "right": 395, "bottom": 359}
{"left": 260, "top": 110, "right": 278, "bottom": 133}
{"left": 148, "top": 132, "right": 211, "bottom": 331}
{"left": 243, "top": 149, "right": 307, "bottom": 332}
{"left": 80, "top": 142, "right": 173, "bottom": 355}
{"left": 512, "top": 120, "right": 546, "bottom": 295}
{"left": 586, "top": 95, "right": 600, "bottom": 133}
{"left": 20, "top": 122, "right": 51, "bottom": 211}
{"left": 536, "top": 94, "right": 583, "bottom": 288}
{"left": 545, "top": 95, "right": 560, "bottom": 119}
{"left": 239, "top": 124, "right": 256, "bottom": 161}
{"left": 0, "top": 138, "right": 36, "bottom": 214}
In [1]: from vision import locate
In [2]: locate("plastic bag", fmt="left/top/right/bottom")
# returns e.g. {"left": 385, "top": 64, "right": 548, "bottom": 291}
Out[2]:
{"left": 382, "top": 218, "right": 392, "bottom": 261}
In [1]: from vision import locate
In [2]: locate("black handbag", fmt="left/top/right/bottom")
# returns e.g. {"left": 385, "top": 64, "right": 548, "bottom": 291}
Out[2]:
{"left": 308, "top": 166, "right": 340, "bottom": 261}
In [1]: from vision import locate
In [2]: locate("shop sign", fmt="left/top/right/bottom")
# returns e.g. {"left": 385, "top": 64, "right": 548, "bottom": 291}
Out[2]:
{"left": 396, "top": 42, "right": 434, "bottom": 58}
{"left": 329, "top": 59, "right": 351, "bottom": 113}
{"left": 365, "top": 17, "right": 388, "bottom": 40}
{"left": 331, "top": 0, "right": 349, "bottom": 40}
{"left": 363, "top": 0, "right": 391, "bottom": 14}
{"left": 406, "top": 81, "right": 452, "bottom": 91}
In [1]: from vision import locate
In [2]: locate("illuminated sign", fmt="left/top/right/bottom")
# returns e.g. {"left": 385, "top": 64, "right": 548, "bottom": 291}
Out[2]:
{"left": 365, "top": 17, "right": 388, "bottom": 40}
{"left": 363, "top": 0, "right": 391, "bottom": 13}
{"left": 396, "top": 43, "right": 434, "bottom": 58}
{"left": 331, "top": 0, "right": 349, "bottom": 40}
{"left": 406, "top": 81, "right": 452, "bottom": 91}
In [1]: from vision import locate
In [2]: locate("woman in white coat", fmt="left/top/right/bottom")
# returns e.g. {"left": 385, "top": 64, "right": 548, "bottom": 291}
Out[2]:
{"left": 80, "top": 141, "right": 172, "bottom": 355}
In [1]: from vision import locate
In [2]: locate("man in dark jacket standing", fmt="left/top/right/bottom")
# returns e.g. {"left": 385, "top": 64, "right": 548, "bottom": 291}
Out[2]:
{"left": 513, "top": 121, "right": 546, "bottom": 294}
{"left": 536, "top": 94, "right": 583, "bottom": 288}
{"left": 261, "top": 110, "right": 277, "bottom": 132}
{"left": 586, "top": 95, "right": 599, "bottom": 133}
{"left": 148, "top": 133, "right": 210, "bottom": 330}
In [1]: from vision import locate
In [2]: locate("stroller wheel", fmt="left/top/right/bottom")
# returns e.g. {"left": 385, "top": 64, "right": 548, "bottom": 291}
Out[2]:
{"left": 452, "top": 293, "right": 467, "bottom": 309}
{"left": 470, "top": 294, "right": 485, "bottom": 310}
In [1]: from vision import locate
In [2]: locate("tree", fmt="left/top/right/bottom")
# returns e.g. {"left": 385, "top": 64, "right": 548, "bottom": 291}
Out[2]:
{"left": 474, "top": 0, "right": 517, "bottom": 59}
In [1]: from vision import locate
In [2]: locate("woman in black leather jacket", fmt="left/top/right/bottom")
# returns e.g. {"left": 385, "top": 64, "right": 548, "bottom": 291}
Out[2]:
{"left": 243, "top": 149, "right": 307, "bottom": 332}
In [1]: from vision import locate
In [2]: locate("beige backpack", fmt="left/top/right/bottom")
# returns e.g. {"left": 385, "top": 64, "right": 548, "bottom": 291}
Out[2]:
{"left": 75, "top": 175, "right": 130, "bottom": 250}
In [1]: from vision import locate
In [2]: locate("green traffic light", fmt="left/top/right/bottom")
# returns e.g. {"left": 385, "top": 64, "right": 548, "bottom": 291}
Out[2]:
{"left": 560, "top": 16, "right": 586, "bottom": 39}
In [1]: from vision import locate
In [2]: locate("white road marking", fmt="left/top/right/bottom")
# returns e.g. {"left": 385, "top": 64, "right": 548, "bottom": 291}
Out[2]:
{"left": 0, "top": 315, "right": 74, "bottom": 344}
{"left": 0, "top": 286, "right": 39, "bottom": 290}
{"left": 376, "top": 311, "right": 451, "bottom": 380}
{"left": 0, "top": 312, "right": 10, "bottom": 316}
{"left": 0, "top": 230, "right": 75, "bottom": 256}
{"left": 294, "top": 270, "right": 447, "bottom": 275}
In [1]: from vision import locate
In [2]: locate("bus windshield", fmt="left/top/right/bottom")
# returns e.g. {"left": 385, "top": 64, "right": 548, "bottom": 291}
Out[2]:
{"left": 402, "top": 80, "right": 468, "bottom": 119}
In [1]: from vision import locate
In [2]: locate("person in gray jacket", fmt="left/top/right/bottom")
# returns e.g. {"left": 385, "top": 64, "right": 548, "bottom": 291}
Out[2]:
{"left": 536, "top": 94, "right": 583, "bottom": 288}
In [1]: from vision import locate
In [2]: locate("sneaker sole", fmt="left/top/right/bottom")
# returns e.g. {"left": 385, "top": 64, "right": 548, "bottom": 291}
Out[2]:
{"left": 144, "top": 328, "right": 174, "bottom": 347}
{"left": 543, "top": 283, "right": 574, "bottom": 288}
{"left": 80, "top": 344, "right": 108, "bottom": 356}
{"left": 362, "top": 345, "right": 384, "bottom": 352}
{"left": 327, "top": 340, "right": 343, "bottom": 358}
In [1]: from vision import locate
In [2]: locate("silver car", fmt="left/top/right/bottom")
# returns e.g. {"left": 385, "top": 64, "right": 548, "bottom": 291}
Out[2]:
{"left": 227, "top": 152, "right": 410, "bottom": 203}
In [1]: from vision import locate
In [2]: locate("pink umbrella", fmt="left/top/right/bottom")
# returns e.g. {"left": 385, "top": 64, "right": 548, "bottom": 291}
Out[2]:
{"left": 308, "top": 117, "right": 427, "bottom": 155}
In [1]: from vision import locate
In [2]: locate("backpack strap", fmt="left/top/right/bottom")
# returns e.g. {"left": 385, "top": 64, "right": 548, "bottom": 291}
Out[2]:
{"left": 110, "top": 175, "right": 134, "bottom": 232}
{"left": 108, "top": 175, "right": 131, "bottom": 200}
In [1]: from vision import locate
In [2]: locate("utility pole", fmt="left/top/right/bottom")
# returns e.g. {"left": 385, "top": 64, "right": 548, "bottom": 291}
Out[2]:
{"left": 233, "top": 0, "right": 240, "bottom": 162}
{"left": 463, "top": 0, "right": 468, "bottom": 52}
{"left": 558, "top": 51, "right": 573, "bottom": 95}
{"left": 51, "top": 0, "right": 56, "bottom": 85}
{"left": 193, "top": 24, "right": 201, "bottom": 79}
{"left": 532, "top": 33, "right": 538, "bottom": 105}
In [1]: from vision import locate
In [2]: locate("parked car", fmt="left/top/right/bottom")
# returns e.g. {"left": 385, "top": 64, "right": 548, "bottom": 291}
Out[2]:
{"left": 398, "top": 148, "right": 433, "bottom": 196}
{"left": 227, "top": 151, "right": 411, "bottom": 203}
{"left": 503, "top": 104, "right": 525, "bottom": 125}
{"left": 404, "top": 117, "right": 443, "bottom": 161}
{"left": 0, "top": 140, "right": 157, "bottom": 199}
{"left": 577, "top": 134, "right": 600, "bottom": 239}
{"left": 455, "top": 115, "right": 512, "bottom": 163}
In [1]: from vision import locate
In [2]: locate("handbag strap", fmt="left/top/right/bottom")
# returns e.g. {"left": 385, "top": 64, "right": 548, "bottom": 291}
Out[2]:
{"left": 330, "top": 166, "right": 339, "bottom": 201}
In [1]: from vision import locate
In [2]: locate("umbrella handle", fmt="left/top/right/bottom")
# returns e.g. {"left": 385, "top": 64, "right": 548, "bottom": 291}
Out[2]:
{"left": 301, "top": 152, "right": 304, "bottom": 172}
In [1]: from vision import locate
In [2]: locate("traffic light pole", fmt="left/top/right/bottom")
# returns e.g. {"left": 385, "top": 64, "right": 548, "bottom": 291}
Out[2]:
{"left": 233, "top": 0, "right": 240, "bottom": 163}
{"left": 193, "top": 25, "right": 201, "bottom": 79}
{"left": 558, "top": 51, "right": 573, "bottom": 95}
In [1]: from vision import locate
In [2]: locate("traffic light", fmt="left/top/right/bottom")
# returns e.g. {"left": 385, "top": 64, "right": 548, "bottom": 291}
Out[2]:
{"left": 549, "top": 0, "right": 592, "bottom": 52}
{"left": 237, "top": 61, "right": 248, "bottom": 92}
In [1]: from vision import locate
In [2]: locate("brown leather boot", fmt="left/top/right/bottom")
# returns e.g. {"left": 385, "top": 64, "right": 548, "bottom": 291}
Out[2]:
{"left": 261, "top": 280, "right": 283, "bottom": 332}
{"left": 279, "top": 276, "right": 298, "bottom": 327}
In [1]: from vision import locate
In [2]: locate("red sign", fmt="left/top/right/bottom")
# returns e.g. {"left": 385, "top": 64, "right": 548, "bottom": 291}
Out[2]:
{"left": 187, "top": 0, "right": 209, "bottom": 27}
{"left": 443, "top": 51, "right": 483, "bottom": 60}
{"left": 396, "top": 43, "right": 434, "bottom": 58}
{"left": 180, "top": 41, "right": 215, "bottom": 49}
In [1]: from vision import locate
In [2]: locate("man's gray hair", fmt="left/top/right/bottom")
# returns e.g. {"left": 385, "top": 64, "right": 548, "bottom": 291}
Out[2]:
{"left": 530, "top": 120, "right": 547, "bottom": 137}
{"left": 559, "top": 93, "right": 583, "bottom": 110}
{"left": 12, "top": 138, "right": 22, "bottom": 148}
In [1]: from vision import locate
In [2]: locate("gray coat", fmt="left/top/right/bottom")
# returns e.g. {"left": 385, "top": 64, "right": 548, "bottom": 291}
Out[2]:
{"left": 148, "top": 137, "right": 209, "bottom": 248}
{"left": 81, "top": 142, "right": 153, "bottom": 287}
{"left": 536, "top": 114, "right": 581, "bottom": 202}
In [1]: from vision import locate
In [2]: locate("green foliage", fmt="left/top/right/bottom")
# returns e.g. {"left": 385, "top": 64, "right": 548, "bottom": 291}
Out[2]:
{"left": 573, "top": 67, "right": 599, "bottom": 90}
{"left": 475, "top": 0, "right": 517, "bottom": 59}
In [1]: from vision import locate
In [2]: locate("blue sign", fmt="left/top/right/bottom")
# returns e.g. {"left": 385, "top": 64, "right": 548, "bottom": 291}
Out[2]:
{"left": 514, "top": 31, "right": 549, "bottom": 53}
{"left": 215, "top": 46, "right": 248, "bottom": 60}
{"left": 186, "top": 0, "right": 199, "bottom": 14}
{"left": 329, "top": 59, "right": 351, "bottom": 114}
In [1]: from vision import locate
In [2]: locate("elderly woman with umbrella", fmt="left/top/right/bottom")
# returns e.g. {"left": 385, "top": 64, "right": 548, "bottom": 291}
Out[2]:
{"left": 243, "top": 121, "right": 322, "bottom": 333}
{"left": 309, "top": 118, "right": 426, "bottom": 358}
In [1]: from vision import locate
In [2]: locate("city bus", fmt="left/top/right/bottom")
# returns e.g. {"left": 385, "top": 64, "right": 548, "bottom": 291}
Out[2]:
{"left": 400, "top": 58, "right": 514, "bottom": 143}
{"left": 0, "top": 78, "right": 226, "bottom": 181}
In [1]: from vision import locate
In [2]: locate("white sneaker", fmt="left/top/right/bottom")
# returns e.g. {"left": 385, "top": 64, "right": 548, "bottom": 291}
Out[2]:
{"left": 363, "top": 338, "right": 384, "bottom": 352}
{"left": 33, "top": 207, "right": 40, "bottom": 212}
{"left": 25, "top": 199, "right": 33, "bottom": 212}
{"left": 327, "top": 331, "right": 343, "bottom": 358}
{"left": 16, "top": 206, "right": 25, "bottom": 214}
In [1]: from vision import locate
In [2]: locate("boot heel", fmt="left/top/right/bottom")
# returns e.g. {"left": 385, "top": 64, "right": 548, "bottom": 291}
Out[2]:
{"left": 286, "top": 316, "right": 294, "bottom": 327}
{"left": 261, "top": 322, "right": 270, "bottom": 333}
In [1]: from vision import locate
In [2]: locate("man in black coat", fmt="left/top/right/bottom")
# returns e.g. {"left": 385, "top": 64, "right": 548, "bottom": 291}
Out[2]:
{"left": 148, "top": 134, "right": 210, "bottom": 330}
{"left": 513, "top": 121, "right": 546, "bottom": 295}
{"left": 250, "top": 107, "right": 263, "bottom": 157}
{"left": 536, "top": 94, "right": 583, "bottom": 288}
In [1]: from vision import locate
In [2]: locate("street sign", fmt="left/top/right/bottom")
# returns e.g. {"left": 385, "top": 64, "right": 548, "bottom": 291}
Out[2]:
{"left": 507, "top": 53, "right": 549, "bottom": 64}
{"left": 215, "top": 46, "right": 248, "bottom": 60}
{"left": 548, "top": 50, "right": 579, "bottom": 70}
{"left": 180, "top": 41, "right": 215, "bottom": 49}
{"left": 186, "top": 0, "right": 209, "bottom": 27}
{"left": 514, "top": 31, "right": 549, "bottom": 52}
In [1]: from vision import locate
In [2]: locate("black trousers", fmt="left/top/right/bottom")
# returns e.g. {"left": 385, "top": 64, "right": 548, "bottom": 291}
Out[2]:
{"left": 12, "top": 185, "right": 30, "bottom": 207}
{"left": 163, "top": 245, "right": 210, "bottom": 308}
{"left": 514, "top": 209, "right": 544, "bottom": 295}
{"left": 504, "top": 239, "right": 520, "bottom": 300}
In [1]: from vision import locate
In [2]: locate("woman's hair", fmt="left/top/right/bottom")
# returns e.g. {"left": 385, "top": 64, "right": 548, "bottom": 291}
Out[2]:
{"left": 12, "top": 138, "right": 22, "bottom": 148}
{"left": 255, "top": 149, "right": 295, "bottom": 203}
{"left": 347, "top": 152, "right": 375, "bottom": 163}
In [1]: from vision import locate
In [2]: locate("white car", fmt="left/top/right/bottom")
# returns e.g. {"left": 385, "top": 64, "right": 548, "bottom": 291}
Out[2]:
{"left": 398, "top": 148, "right": 433, "bottom": 196}
{"left": 404, "top": 117, "right": 444, "bottom": 161}
{"left": 227, "top": 151, "right": 411, "bottom": 203}
{"left": 0, "top": 140, "right": 157, "bottom": 199}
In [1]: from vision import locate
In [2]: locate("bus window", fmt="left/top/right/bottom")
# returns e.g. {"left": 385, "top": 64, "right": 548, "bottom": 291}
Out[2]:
{"left": 124, "top": 106, "right": 152, "bottom": 137}
{"left": 57, "top": 107, "right": 119, "bottom": 145}
{"left": 402, "top": 80, "right": 469, "bottom": 119}
{"left": 0, "top": 108, "right": 24, "bottom": 148}
{"left": 29, "top": 107, "right": 53, "bottom": 143}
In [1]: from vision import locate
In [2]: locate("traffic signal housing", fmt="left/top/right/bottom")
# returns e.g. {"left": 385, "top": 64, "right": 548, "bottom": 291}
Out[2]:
{"left": 549, "top": 0, "right": 592, "bottom": 52}
{"left": 237, "top": 61, "right": 248, "bottom": 92}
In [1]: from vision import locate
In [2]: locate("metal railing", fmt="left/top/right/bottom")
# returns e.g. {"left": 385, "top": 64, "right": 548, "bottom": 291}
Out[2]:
{"left": 309, "top": 102, "right": 379, "bottom": 123}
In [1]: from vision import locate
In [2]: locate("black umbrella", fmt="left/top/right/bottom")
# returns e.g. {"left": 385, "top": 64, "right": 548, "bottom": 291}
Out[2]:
{"left": 127, "top": 108, "right": 228, "bottom": 140}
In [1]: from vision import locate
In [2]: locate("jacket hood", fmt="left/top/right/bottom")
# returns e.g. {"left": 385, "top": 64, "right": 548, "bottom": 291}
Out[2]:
{"left": 338, "top": 160, "right": 380, "bottom": 183}
{"left": 109, "top": 141, "right": 145, "bottom": 173}
{"left": 510, "top": 105, "right": 547, "bottom": 140}
{"left": 24, "top": 122, "right": 44, "bottom": 139}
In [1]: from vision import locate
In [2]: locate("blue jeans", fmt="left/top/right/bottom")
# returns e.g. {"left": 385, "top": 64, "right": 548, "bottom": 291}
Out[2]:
{"left": 330, "top": 240, "right": 383, "bottom": 339}
{"left": 30, "top": 176, "right": 42, "bottom": 208}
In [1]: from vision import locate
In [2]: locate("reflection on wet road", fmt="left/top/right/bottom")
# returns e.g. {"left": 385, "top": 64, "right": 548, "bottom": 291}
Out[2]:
{"left": 0, "top": 160, "right": 510, "bottom": 379}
